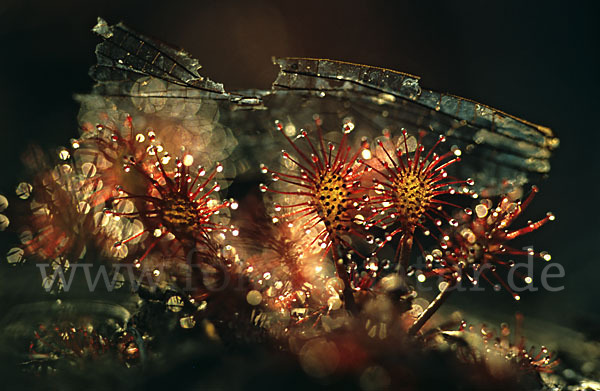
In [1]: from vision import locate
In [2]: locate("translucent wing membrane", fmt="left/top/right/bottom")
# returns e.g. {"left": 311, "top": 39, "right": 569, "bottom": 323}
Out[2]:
{"left": 273, "top": 57, "right": 557, "bottom": 153}
{"left": 271, "top": 58, "right": 559, "bottom": 193}
{"left": 82, "top": 18, "right": 559, "bottom": 195}
{"left": 90, "top": 17, "right": 225, "bottom": 97}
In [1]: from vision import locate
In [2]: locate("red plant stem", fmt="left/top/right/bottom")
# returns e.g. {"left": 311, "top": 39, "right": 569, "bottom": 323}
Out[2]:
{"left": 334, "top": 244, "right": 358, "bottom": 315}
{"left": 395, "top": 228, "right": 415, "bottom": 274}
{"left": 408, "top": 278, "right": 457, "bottom": 335}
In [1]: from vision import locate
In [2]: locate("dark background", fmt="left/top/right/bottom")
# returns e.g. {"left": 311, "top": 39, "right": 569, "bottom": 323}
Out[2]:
{"left": 0, "top": 0, "right": 597, "bottom": 330}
